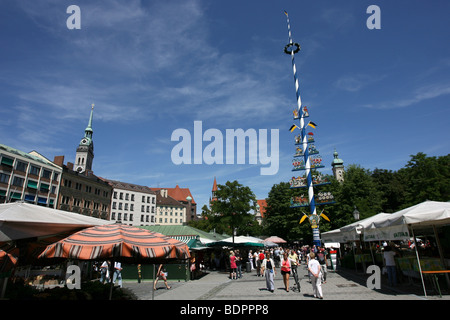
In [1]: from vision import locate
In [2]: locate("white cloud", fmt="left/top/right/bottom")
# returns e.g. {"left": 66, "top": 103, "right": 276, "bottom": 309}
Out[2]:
{"left": 364, "top": 82, "right": 450, "bottom": 109}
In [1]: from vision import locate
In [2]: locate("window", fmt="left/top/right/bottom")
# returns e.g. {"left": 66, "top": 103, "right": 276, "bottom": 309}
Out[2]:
{"left": 113, "top": 191, "right": 117, "bottom": 199}
{"left": 29, "top": 165, "right": 40, "bottom": 176}
{"left": 130, "top": 204, "right": 134, "bottom": 211}
{"left": 40, "top": 183, "right": 49, "bottom": 192}
{"left": 12, "top": 176, "right": 24, "bottom": 187}
{"left": 15, "top": 161, "right": 27, "bottom": 172}
{"left": 0, "top": 173, "right": 10, "bottom": 184}
{"left": 131, "top": 194, "right": 135, "bottom": 201}
{"left": 42, "top": 169, "right": 52, "bottom": 179}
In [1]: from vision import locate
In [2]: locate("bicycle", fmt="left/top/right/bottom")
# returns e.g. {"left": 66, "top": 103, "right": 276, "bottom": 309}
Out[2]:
{"left": 291, "top": 264, "right": 301, "bottom": 292}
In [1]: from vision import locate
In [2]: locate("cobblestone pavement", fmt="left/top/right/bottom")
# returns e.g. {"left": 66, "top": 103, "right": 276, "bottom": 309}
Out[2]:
{"left": 122, "top": 265, "right": 449, "bottom": 301}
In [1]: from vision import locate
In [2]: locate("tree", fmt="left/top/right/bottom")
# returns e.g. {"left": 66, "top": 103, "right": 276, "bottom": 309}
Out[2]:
{"left": 372, "top": 168, "right": 407, "bottom": 213}
{"left": 401, "top": 153, "right": 450, "bottom": 207}
{"left": 209, "top": 180, "right": 257, "bottom": 242}
{"left": 263, "top": 182, "right": 316, "bottom": 243}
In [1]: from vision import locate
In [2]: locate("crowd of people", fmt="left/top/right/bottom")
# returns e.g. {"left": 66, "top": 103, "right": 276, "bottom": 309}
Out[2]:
{"left": 223, "top": 245, "right": 329, "bottom": 298}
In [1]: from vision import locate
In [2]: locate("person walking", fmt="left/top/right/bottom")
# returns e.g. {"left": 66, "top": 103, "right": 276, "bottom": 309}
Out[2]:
{"left": 317, "top": 247, "right": 328, "bottom": 283}
{"left": 235, "top": 249, "right": 243, "bottom": 279}
{"left": 229, "top": 250, "right": 237, "bottom": 280}
{"left": 308, "top": 252, "right": 323, "bottom": 299}
{"left": 100, "top": 260, "right": 110, "bottom": 284}
{"left": 281, "top": 252, "right": 291, "bottom": 292}
{"left": 261, "top": 252, "right": 276, "bottom": 292}
{"left": 259, "top": 250, "right": 266, "bottom": 277}
{"left": 153, "top": 264, "right": 171, "bottom": 290}
{"left": 112, "top": 261, "right": 123, "bottom": 288}
{"left": 383, "top": 245, "right": 397, "bottom": 286}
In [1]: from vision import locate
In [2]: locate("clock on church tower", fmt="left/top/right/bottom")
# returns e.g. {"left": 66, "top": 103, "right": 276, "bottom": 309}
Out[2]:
{"left": 75, "top": 104, "right": 95, "bottom": 174}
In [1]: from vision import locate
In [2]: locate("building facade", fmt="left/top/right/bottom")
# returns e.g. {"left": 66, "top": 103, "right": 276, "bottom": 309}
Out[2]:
{"left": 150, "top": 185, "right": 197, "bottom": 222}
{"left": 105, "top": 179, "right": 156, "bottom": 226}
{"left": 54, "top": 156, "right": 112, "bottom": 220}
{"left": 0, "top": 144, "right": 62, "bottom": 207}
{"left": 155, "top": 189, "right": 187, "bottom": 225}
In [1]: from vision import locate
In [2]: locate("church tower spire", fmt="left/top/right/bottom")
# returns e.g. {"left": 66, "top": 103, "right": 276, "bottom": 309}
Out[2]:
{"left": 211, "top": 177, "right": 218, "bottom": 202}
{"left": 75, "top": 104, "right": 95, "bottom": 174}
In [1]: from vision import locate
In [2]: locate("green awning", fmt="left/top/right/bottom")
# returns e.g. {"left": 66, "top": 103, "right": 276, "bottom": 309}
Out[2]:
{"left": 40, "top": 183, "right": 49, "bottom": 190}
{"left": 27, "top": 180, "right": 38, "bottom": 189}
{"left": 1, "top": 157, "right": 13, "bottom": 166}
{"left": 10, "top": 192, "right": 21, "bottom": 200}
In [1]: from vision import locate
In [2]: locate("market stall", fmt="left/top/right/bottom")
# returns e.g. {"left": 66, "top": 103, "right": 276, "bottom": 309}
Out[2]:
{"left": 324, "top": 201, "right": 450, "bottom": 296}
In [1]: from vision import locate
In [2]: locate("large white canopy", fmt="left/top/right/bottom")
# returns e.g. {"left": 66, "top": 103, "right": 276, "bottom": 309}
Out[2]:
{"left": 322, "top": 213, "right": 391, "bottom": 242}
{"left": 0, "top": 202, "right": 113, "bottom": 242}
{"left": 221, "top": 235, "right": 264, "bottom": 244}
{"left": 322, "top": 201, "right": 450, "bottom": 242}
{"left": 364, "top": 201, "right": 450, "bottom": 241}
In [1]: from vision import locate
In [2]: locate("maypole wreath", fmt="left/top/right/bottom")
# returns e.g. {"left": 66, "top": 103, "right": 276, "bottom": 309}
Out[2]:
{"left": 284, "top": 42, "right": 301, "bottom": 55}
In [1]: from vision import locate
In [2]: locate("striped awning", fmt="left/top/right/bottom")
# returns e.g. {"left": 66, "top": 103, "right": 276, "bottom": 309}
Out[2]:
{"left": 169, "top": 235, "right": 198, "bottom": 248}
{"left": 38, "top": 224, "right": 190, "bottom": 262}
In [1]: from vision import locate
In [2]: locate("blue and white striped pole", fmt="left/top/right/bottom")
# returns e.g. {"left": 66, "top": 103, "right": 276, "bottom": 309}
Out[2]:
{"left": 284, "top": 11, "right": 319, "bottom": 246}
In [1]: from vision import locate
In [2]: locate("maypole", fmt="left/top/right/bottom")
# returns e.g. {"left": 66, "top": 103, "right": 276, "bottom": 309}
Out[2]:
{"left": 284, "top": 11, "right": 334, "bottom": 247}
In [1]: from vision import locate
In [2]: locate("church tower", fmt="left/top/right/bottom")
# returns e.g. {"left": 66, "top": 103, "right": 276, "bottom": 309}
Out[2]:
{"left": 75, "top": 104, "right": 95, "bottom": 174}
{"left": 331, "top": 148, "right": 344, "bottom": 182}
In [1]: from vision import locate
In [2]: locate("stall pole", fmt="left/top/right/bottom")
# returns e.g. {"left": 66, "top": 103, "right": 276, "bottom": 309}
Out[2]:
{"left": 152, "top": 264, "right": 155, "bottom": 300}
{"left": 433, "top": 225, "right": 450, "bottom": 289}
{"left": 411, "top": 226, "right": 427, "bottom": 297}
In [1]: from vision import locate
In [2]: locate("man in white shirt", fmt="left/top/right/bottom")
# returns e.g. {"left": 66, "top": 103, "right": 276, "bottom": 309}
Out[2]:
{"left": 383, "top": 245, "right": 397, "bottom": 286}
{"left": 307, "top": 253, "right": 323, "bottom": 299}
{"left": 113, "top": 261, "right": 123, "bottom": 288}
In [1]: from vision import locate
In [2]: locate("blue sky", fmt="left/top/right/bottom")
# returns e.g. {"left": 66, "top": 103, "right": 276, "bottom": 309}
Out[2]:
{"left": 1, "top": 0, "right": 449, "bottom": 212}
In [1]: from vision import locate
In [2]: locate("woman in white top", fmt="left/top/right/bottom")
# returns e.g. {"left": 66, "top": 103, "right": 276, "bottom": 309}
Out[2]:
{"left": 307, "top": 252, "right": 323, "bottom": 299}
{"left": 261, "top": 252, "right": 277, "bottom": 292}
